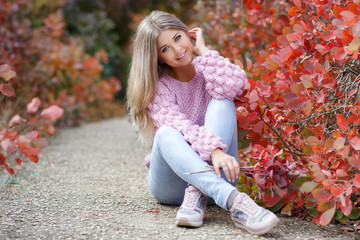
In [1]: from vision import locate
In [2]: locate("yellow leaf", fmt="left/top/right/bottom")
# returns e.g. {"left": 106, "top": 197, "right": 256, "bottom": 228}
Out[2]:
{"left": 281, "top": 203, "right": 293, "bottom": 216}
{"left": 348, "top": 37, "right": 360, "bottom": 52}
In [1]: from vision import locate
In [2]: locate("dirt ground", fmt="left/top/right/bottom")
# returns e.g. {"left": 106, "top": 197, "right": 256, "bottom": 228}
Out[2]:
{"left": 0, "top": 118, "right": 359, "bottom": 239}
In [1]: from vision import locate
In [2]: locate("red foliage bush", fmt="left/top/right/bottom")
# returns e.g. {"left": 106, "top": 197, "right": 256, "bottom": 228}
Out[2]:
{"left": 195, "top": 0, "right": 360, "bottom": 226}
{"left": 0, "top": 0, "right": 122, "bottom": 176}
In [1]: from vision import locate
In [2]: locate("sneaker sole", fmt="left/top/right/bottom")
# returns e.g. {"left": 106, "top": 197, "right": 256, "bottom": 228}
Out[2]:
{"left": 176, "top": 217, "right": 203, "bottom": 228}
{"left": 232, "top": 217, "right": 280, "bottom": 235}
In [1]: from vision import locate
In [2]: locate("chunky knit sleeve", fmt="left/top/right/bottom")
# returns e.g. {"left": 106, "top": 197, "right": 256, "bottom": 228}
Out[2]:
{"left": 192, "top": 50, "right": 247, "bottom": 100}
{"left": 148, "top": 82, "right": 226, "bottom": 161}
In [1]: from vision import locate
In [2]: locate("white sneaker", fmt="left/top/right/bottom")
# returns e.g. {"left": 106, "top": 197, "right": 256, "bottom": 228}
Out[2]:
{"left": 230, "top": 193, "right": 280, "bottom": 235}
{"left": 176, "top": 186, "right": 207, "bottom": 227}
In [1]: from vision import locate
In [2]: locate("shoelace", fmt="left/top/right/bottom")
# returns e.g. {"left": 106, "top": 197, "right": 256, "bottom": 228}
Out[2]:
{"left": 237, "top": 194, "right": 259, "bottom": 216}
{"left": 182, "top": 187, "right": 202, "bottom": 208}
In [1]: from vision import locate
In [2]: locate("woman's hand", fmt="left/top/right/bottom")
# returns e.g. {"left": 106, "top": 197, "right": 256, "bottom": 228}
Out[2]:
{"left": 211, "top": 148, "right": 240, "bottom": 183}
{"left": 188, "top": 27, "right": 209, "bottom": 56}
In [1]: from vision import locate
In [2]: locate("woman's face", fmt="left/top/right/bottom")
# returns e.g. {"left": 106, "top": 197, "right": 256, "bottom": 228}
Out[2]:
{"left": 157, "top": 29, "right": 194, "bottom": 69}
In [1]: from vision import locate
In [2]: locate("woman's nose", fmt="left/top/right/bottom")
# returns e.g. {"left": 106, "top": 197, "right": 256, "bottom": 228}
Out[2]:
{"left": 174, "top": 45, "right": 182, "bottom": 55}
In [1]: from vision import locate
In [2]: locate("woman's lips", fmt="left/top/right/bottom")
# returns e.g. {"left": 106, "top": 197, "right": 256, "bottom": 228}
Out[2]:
{"left": 177, "top": 50, "right": 186, "bottom": 60}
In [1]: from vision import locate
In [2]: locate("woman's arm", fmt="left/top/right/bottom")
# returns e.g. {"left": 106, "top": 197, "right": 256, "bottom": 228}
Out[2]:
{"left": 189, "top": 28, "right": 247, "bottom": 100}
{"left": 193, "top": 50, "right": 248, "bottom": 100}
{"left": 148, "top": 82, "right": 226, "bottom": 161}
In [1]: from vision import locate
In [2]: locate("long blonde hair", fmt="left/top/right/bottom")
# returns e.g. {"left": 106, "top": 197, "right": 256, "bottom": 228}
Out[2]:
{"left": 126, "top": 11, "right": 188, "bottom": 148}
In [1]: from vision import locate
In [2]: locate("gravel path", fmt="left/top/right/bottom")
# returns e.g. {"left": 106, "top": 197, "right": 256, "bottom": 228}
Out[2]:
{"left": 0, "top": 117, "right": 358, "bottom": 239}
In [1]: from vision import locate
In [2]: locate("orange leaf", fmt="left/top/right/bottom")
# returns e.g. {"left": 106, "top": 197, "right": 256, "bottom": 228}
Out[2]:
{"left": 330, "top": 186, "right": 343, "bottom": 197}
{"left": 336, "top": 114, "right": 349, "bottom": 132}
{"left": 353, "top": 173, "right": 360, "bottom": 188}
{"left": 288, "top": 6, "right": 298, "bottom": 16}
{"left": 312, "top": 187, "right": 332, "bottom": 202}
{"left": 246, "top": 57, "right": 252, "bottom": 71}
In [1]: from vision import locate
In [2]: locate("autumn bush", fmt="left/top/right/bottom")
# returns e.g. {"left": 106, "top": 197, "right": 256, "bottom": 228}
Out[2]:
{"left": 195, "top": 0, "right": 360, "bottom": 227}
{"left": 0, "top": 0, "right": 122, "bottom": 176}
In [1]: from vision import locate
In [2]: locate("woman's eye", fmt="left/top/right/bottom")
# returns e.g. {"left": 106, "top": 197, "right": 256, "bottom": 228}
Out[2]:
{"left": 162, "top": 46, "right": 168, "bottom": 53}
{"left": 175, "top": 35, "right": 181, "bottom": 41}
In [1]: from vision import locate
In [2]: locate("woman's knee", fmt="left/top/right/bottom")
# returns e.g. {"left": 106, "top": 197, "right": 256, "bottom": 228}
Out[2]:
{"left": 154, "top": 126, "right": 181, "bottom": 144}
{"left": 208, "top": 98, "right": 236, "bottom": 114}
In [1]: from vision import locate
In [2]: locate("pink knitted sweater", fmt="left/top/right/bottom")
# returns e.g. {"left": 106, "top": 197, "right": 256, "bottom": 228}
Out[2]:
{"left": 147, "top": 50, "right": 247, "bottom": 163}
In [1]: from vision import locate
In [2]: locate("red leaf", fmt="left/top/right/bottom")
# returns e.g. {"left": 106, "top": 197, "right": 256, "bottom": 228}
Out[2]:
{"left": 15, "top": 158, "right": 22, "bottom": 166}
{"left": 25, "top": 131, "right": 40, "bottom": 141}
{"left": 340, "top": 196, "right": 353, "bottom": 216}
{"left": 20, "top": 147, "right": 40, "bottom": 157}
{"left": 29, "top": 154, "right": 39, "bottom": 163}
{"left": 353, "top": 22, "right": 360, "bottom": 37}
{"left": 0, "top": 139, "right": 15, "bottom": 153}
{"left": 17, "top": 136, "right": 31, "bottom": 149}
{"left": 0, "top": 83, "right": 15, "bottom": 97}
{"left": 277, "top": 46, "right": 294, "bottom": 62}
{"left": 263, "top": 192, "right": 282, "bottom": 207}
{"left": 0, "top": 153, "right": 14, "bottom": 175}
{"left": 316, "top": 89, "right": 325, "bottom": 103}
{"left": 253, "top": 121, "right": 264, "bottom": 133}
{"left": 293, "top": 0, "right": 301, "bottom": 9}
{"left": 283, "top": 92, "right": 307, "bottom": 111}
{"left": 256, "top": 81, "right": 271, "bottom": 97}
{"left": 26, "top": 97, "right": 41, "bottom": 114}
{"left": 336, "top": 114, "right": 349, "bottom": 132}
{"left": 312, "top": 187, "right": 332, "bottom": 202}
{"left": 349, "top": 136, "right": 360, "bottom": 150}
{"left": 320, "top": 207, "right": 335, "bottom": 226}
{"left": 315, "top": 44, "right": 327, "bottom": 54}
{"left": 8, "top": 114, "right": 24, "bottom": 128}
{"left": 320, "top": 31, "right": 335, "bottom": 41}
{"left": 249, "top": 90, "right": 259, "bottom": 103}
{"left": 254, "top": 173, "right": 266, "bottom": 190}
{"left": 334, "top": 47, "right": 347, "bottom": 61}
{"left": 340, "top": 11, "right": 357, "bottom": 26}
{"left": 348, "top": 156, "right": 360, "bottom": 170}
{"left": 41, "top": 105, "right": 64, "bottom": 120}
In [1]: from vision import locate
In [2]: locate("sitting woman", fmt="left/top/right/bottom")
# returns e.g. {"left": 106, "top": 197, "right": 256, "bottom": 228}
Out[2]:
{"left": 126, "top": 10, "right": 279, "bottom": 235}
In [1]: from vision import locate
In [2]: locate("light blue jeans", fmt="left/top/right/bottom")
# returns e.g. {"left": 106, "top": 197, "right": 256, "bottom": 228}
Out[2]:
{"left": 148, "top": 98, "right": 240, "bottom": 210}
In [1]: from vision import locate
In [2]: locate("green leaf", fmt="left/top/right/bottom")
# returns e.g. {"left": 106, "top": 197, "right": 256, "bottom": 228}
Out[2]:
{"left": 238, "top": 139, "right": 251, "bottom": 149}
{"left": 267, "top": 201, "right": 283, "bottom": 213}
{"left": 300, "top": 181, "right": 318, "bottom": 193}
{"left": 301, "top": 128, "right": 315, "bottom": 137}
{"left": 309, "top": 208, "right": 318, "bottom": 218}
{"left": 347, "top": 207, "right": 360, "bottom": 220}
{"left": 334, "top": 210, "right": 343, "bottom": 220}
{"left": 294, "top": 176, "right": 310, "bottom": 188}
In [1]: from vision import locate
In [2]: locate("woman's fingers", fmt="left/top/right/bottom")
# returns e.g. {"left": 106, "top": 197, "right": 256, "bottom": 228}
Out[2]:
{"left": 214, "top": 162, "right": 221, "bottom": 178}
{"left": 233, "top": 159, "right": 240, "bottom": 180}
{"left": 219, "top": 158, "right": 240, "bottom": 183}
{"left": 221, "top": 163, "right": 231, "bottom": 182}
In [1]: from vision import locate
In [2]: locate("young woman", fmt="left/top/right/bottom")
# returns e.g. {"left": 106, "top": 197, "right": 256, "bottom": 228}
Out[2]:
{"left": 127, "top": 10, "right": 279, "bottom": 235}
